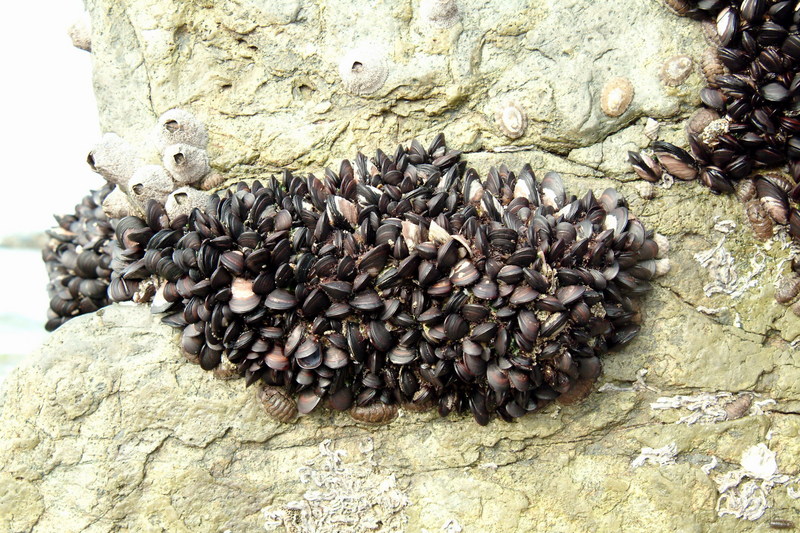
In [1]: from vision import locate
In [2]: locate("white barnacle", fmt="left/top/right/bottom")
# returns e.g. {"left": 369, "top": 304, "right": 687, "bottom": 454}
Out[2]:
{"left": 165, "top": 186, "right": 211, "bottom": 219}
{"left": 152, "top": 108, "right": 209, "bottom": 152}
{"left": 87, "top": 133, "right": 142, "bottom": 188}
{"left": 162, "top": 143, "right": 210, "bottom": 185}
{"left": 101, "top": 186, "right": 139, "bottom": 219}
{"left": 338, "top": 45, "right": 389, "bottom": 96}
{"left": 127, "top": 165, "right": 176, "bottom": 208}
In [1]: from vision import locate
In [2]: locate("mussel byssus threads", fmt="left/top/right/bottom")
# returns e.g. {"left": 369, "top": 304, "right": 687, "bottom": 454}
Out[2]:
{"left": 99, "top": 134, "right": 659, "bottom": 425}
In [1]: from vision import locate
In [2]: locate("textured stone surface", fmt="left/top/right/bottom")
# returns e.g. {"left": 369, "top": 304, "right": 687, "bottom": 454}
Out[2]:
{"left": 86, "top": 0, "right": 706, "bottom": 178}
{"left": 3, "top": 170, "right": 800, "bottom": 531}
{"left": 5, "top": 0, "right": 800, "bottom": 531}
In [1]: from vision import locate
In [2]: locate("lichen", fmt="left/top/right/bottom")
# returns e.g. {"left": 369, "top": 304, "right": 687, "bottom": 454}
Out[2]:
{"left": 261, "top": 439, "right": 410, "bottom": 533}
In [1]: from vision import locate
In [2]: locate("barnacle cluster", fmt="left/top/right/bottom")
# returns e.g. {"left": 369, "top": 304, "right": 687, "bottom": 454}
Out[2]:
{"left": 102, "top": 134, "right": 664, "bottom": 425}
{"left": 88, "top": 109, "right": 214, "bottom": 221}
{"left": 631, "top": 0, "right": 800, "bottom": 313}
{"left": 44, "top": 109, "right": 216, "bottom": 331}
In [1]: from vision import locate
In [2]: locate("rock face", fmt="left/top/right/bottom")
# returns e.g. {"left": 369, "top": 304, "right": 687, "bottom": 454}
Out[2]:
{"left": 86, "top": 0, "right": 705, "bottom": 178}
{"left": 4, "top": 0, "right": 800, "bottom": 531}
{"left": 3, "top": 177, "right": 800, "bottom": 532}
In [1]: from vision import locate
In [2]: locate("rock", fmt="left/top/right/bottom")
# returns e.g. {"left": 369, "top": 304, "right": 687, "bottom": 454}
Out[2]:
{"left": 4, "top": 163, "right": 800, "bottom": 531}
{"left": 87, "top": 0, "right": 706, "bottom": 178}
{"left": 7, "top": 1, "right": 799, "bottom": 531}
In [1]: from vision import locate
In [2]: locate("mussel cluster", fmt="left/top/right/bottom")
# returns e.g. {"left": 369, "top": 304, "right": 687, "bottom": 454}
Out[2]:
{"left": 106, "top": 134, "right": 660, "bottom": 425}
{"left": 632, "top": 0, "right": 800, "bottom": 242}
{"left": 42, "top": 184, "right": 116, "bottom": 331}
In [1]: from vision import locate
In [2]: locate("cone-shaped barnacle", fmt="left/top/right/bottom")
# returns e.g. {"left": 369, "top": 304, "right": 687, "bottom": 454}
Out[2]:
{"left": 67, "top": 14, "right": 91, "bottom": 52}
{"left": 152, "top": 108, "right": 209, "bottom": 151}
{"left": 101, "top": 186, "right": 140, "bottom": 218}
{"left": 420, "top": 0, "right": 460, "bottom": 29}
{"left": 127, "top": 165, "right": 176, "bottom": 208}
{"left": 600, "top": 77, "right": 634, "bottom": 117}
{"left": 338, "top": 45, "right": 389, "bottom": 96}
{"left": 164, "top": 186, "right": 210, "bottom": 219}
{"left": 162, "top": 143, "right": 210, "bottom": 185}
{"left": 87, "top": 133, "right": 142, "bottom": 188}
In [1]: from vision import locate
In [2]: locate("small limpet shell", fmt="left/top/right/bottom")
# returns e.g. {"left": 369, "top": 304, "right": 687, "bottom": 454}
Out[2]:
{"left": 600, "top": 77, "right": 634, "bottom": 117}
{"left": 660, "top": 55, "right": 693, "bottom": 87}
{"left": 495, "top": 101, "right": 527, "bottom": 140}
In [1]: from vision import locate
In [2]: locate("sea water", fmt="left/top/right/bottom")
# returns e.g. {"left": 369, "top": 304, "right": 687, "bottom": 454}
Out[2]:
{"left": 0, "top": 248, "right": 50, "bottom": 384}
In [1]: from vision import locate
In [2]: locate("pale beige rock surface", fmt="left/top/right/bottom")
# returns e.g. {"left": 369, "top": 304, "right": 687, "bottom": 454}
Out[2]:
{"left": 86, "top": 0, "right": 706, "bottom": 178}
{"left": 3, "top": 0, "right": 800, "bottom": 531}
{"left": 2, "top": 169, "right": 800, "bottom": 532}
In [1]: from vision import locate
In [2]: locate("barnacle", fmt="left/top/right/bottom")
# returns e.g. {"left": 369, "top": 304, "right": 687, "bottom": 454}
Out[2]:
{"left": 163, "top": 143, "right": 211, "bottom": 185}
{"left": 152, "top": 108, "right": 209, "bottom": 151}
{"left": 127, "top": 165, "right": 176, "bottom": 208}
{"left": 338, "top": 45, "right": 389, "bottom": 96}
{"left": 87, "top": 133, "right": 142, "bottom": 188}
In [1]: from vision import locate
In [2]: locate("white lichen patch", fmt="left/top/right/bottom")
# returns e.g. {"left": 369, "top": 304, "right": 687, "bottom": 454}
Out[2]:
{"left": 261, "top": 439, "right": 410, "bottom": 533}
{"left": 650, "top": 392, "right": 759, "bottom": 425}
{"left": 694, "top": 223, "right": 767, "bottom": 298}
{"left": 709, "top": 444, "right": 794, "bottom": 521}
{"left": 631, "top": 443, "right": 678, "bottom": 469}
{"left": 598, "top": 368, "right": 659, "bottom": 393}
